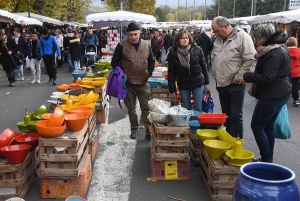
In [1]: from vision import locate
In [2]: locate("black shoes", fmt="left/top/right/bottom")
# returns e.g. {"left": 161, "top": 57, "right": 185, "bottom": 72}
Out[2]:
{"left": 293, "top": 100, "right": 300, "bottom": 107}
{"left": 9, "top": 82, "right": 16, "bottom": 87}
{"left": 130, "top": 130, "right": 139, "bottom": 139}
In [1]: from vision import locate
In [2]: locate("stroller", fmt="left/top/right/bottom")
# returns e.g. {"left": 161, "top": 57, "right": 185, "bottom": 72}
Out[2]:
{"left": 84, "top": 44, "right": 97, "bottom": 67}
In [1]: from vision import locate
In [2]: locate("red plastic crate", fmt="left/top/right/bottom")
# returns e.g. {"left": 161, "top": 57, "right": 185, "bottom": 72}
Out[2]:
{"left": 197, "top": 113, "right": 227, "bottom": 125}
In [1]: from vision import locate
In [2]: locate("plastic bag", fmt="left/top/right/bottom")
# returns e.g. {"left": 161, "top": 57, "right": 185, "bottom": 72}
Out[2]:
{"left": 202, "top": 97, "right": 214, "bottom": 114}
{"left": 274, "top": 105, "right": 291, "bottom": 139}
{"left": 148, "top": 98, "right": 170, "bottom": 114}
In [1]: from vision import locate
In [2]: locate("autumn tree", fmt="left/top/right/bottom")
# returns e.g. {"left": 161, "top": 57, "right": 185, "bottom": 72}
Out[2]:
{"left": 166, "top": 13, "right": 175, "bottom": 22}
{"left": 103, "top": 0, "right": 155, "bottom": 15}
{"left": 155, "top": 7, "right": 166, "bottom": 22}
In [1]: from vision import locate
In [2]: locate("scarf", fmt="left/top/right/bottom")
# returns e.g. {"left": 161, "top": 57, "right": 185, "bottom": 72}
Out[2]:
{"left": 250, "top": 44, "right": 283, "bottom": 72}
{"left": 177, "top": 45, "right": 191, "bottom": 71}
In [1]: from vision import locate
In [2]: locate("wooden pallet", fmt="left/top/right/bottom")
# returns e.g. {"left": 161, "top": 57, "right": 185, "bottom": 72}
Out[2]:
{"left": 39, "top": 145, "right": 89, "bottom": 179}
{"left": 81, "top": 83, "right": 107, "bottom": 95}
{"left": 151, "top": 140, "right": 189, "bottom": 161}
{"left": 198, "top": 143, "right": 240, "bottom": 201}
{"left": 89, "top": 131, "right": 99, "bottom": 163}
{"left": 88, "top": 111, "right": 97, "bottom": 133}
{"left": 150, "top": 88, "right": 169, "bottom": 101}
{"left": 188, "top": 141, "right": 201, "bottom": 166}
{"left": 189, "top": 131, "right": 202, "bottom": 149}
{"left": 0, "top": 149, "right": 39, "bottom": 199}
{"left": 152, "top": 122, "right": 190, "bottom": 135}
{"left": 151, "top": 124, "right": 189, "bottom": 147}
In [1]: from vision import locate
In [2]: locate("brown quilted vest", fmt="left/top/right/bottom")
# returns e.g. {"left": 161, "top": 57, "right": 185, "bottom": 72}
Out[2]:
{"left": 120, "top": 39, "right": 150, "bottom": 85}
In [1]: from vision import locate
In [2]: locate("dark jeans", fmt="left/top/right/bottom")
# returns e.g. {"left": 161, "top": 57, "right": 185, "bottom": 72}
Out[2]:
{"left": 291, "top": 78, "right": 299, "bottom": 101}
{"left": 6, "top": 68, "right": 15, "bottom": 83}
{"left": 251, "top": 95, "right": 290, "bottom": 163}
{"left": 56, "top": 47, "right": 63, "bottom": 67}
{"left": 179, "top": 85, "right": 204, "bottom": 112}
{"left": 43, "top": 55, "right": 57, "bottom": 81}
{"left": 124, "top": 83, "right": 150, "bottom": 132}
{"left": 217, "top": 84, "right": 246, "bottom": 138}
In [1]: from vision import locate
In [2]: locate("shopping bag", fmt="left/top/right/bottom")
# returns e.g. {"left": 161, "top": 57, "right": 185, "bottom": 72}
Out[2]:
{"left": 274, "top": 104, "right": 291, "bottom": 139}
{"left": 202, "top": 97, "right": 214, "bottom": 113}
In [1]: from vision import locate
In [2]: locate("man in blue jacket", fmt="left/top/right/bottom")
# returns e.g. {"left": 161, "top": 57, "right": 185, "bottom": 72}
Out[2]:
{"left": 39, "top": 28, "right": 61, "bottom": 85}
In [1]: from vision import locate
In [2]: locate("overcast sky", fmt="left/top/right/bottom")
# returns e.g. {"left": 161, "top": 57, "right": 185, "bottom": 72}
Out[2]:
{"left": 93, "top": 0, "right": 213, "bottom": 8}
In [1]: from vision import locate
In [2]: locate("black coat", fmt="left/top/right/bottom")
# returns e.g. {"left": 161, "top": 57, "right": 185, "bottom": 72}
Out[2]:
{"left": 12, "top": 35, "right": 26, "bottom": 54}
{"left": 197, "top": 33, "right": 211, "bottom": 56}
{"left": 167, "top": 44, "right": 209, "bottom": 93}
{"left": 243, "top": 31, "right": 292, "bottom": 99}
{"left": 0, "top": 38, "right": 18, "bottom": 71}
{"left": 151, "top": 37, "right": 158, "bottom": 53}
{"left": 70, "top": 40, "right": 82, "bottom": 60}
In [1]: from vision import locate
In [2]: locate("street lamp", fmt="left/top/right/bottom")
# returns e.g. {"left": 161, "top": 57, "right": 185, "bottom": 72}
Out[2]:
{"left": 27, "top": 0, "right": 30, "bottom": 17}
{"left": 189, "top": 9, "right": 192, "bottom": 21}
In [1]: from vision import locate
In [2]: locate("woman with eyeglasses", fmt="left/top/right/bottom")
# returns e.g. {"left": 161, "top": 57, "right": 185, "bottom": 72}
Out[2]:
{"left": 167, "top": 30, "right": 209, "bottom": 112}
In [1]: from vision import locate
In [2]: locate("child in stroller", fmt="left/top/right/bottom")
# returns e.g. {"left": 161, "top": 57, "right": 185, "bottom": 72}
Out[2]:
{"left": 84, "top": 44, "right": 97, "bottom": 67}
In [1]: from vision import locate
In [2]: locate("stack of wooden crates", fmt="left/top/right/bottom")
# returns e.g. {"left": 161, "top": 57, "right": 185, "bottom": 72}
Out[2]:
{"left": 150, "top": 122, "right": 190, "bottom": 180}
{"left": 188, "top": 129, "right": 240, "bottom": 201}
{"left": 38, "top": 111, "right": 97, "bottom": 199}
{"left": 0, "top": 147, "right": 39, "bottom": 200}
{"left": 150, "top": 88, "right": 169, "bottom": 101}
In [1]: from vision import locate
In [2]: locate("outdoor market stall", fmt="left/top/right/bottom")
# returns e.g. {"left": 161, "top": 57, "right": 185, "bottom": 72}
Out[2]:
{"left": 13, "top": 12, "right": 64, "bottom": 26}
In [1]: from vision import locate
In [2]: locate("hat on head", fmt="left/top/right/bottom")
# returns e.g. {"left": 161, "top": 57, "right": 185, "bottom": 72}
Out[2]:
{"left": 0, "top": 29, "right": 5, "bottom": 35}
{"left": 126, "top": 23, "right": 140, "bottom": 32}
{"left": 40, "top": 28, "right": 48, "bottom": 35}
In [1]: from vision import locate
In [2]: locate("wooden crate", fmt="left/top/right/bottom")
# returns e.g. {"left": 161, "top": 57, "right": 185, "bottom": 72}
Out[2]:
{"left": 81, "top": 83, "right": 107, "bottom": 95}
{"left": 152, "top": 122, "right": 190, "bottom": 135}
{"left": 150, "top": 151, "right": 190, "bottom": 181}
{"left": 39, "top": 146, "right": 89, "bottom": 179}
{"left": 88, "top": 110, "right": 96, "bottom": 133}
{"left": 150, "top": 88, "right": 169, "bottom": 101}
{"left": 188, "top": 141, "right": 201, "bottom": 166}
{"left": 189, "top": 131, "right": 202, "bottom": 149}
{"left": 96, "top": 100, "right": 106, "bottom": 111}
{"left": 151, "top": 140, "right": 189, "bottom": 161}
{"left": 39, "top": 121, "right": 89, "bottom": 179}
{"left": 198, "top": 143, "right": 240, "bottom": 201}
{"left": 151, "top": 123, "right": 189, "bottom": 147}
{"left": 0, "top": 149, "right": 39, "bottom": 199}
{"left": 89, "top": 131, "right": 99, "bottom": 163}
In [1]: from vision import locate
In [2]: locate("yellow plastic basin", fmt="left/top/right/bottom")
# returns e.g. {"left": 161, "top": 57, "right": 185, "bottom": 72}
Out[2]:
{"left": 91, "top": 81, "right": 104, "bottom": 87}
{"left": 225, "top": 149, "right": 254, "bottom": 166}
{"left": 61, "top": 95, "right": 81, "bottom": 103}
{"left": 218, "top": 127, "right": 244, "bottom": 148}
{"left": 203, "top": 140, "right": 231, "bottom": 160}
{"left": 196, "top": 129, "right": 219, "bottom": 142}
{"left": 81, "top": 81, "right": 92, "bottom": 85}
{"left": 79, "top": 90, "right": 98, "bottom": 105}
{"left": 82, "top": 77, "right": 94, "bottom": 81}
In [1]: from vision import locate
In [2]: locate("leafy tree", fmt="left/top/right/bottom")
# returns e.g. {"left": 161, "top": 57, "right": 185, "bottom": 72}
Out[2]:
{"left": 175, "top": 9, "right": 189, "bottom": 21}
{"left": 103, "top": 0, "right": 155, "bottom": 15}
{"left": 166, "top": 13, "right": 175, "bottom": 22}
{"left": 195, "top": 12, "right": 203, "bottom": 20}
{"left": 155, "top": 7, "right": 166, "bottom": 22}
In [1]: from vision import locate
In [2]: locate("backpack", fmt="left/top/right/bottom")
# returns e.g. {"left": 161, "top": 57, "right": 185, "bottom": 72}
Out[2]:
{"left": 106, "top": 66, "right": 128, "bottom": 108}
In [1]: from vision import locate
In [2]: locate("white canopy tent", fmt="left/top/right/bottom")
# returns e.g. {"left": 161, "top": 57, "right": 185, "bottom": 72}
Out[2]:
{"left": 0, "top": 9, "right": 18, "bottom": 23}
{"left": 86, "top": 10, "right": 156, "bottom": 28}
{"left": 13, "top": 12, "right": 63, "bottom": 25}
{"left": 228, "top": 16, "right": 258, "bottom": 25}
{"left": 247, "top": 9, "right": 300, "bottom": 24}
{"left": 0, "top": 9, "right": 43, "bottom": 25}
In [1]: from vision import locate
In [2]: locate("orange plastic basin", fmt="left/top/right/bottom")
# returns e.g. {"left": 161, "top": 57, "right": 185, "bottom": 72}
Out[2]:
{"left": 0, "top": 144, "right": 31, "bottom": 164}
{"left": 197, "top": 113, "right": 227, "bottom": 125}
{"left": 56, "top": 84, "right": 70, "bottom": 92}
{"left": 67, "top": 106, "right": 93, "bottom": 117}
{"left": 48, "top": 107, "right": 65, "bottom": 127}
{"left": 15, "top": 133, "right": 40, "bottom": 150}
{"left": 41, "top": 113, "right": 53, "bottom": 120}
{"left": 64, "top": 113, "right": 88, "bottom": 132}
{"left": 36, "top": 120, "right": 66, "bottom": 138}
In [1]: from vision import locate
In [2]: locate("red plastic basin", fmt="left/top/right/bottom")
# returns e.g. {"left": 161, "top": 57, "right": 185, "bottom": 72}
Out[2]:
{"left": 0, "top": 144, "right": 31, "bottom": 164}
{"left": 14, "top": 133, "right": 40, "bottom": 150}
{"left": 197, "top": 113, "right": 227, "bottom": 125}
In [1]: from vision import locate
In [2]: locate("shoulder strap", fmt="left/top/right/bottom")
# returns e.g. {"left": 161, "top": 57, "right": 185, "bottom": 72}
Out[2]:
{"left": 117, "top": 69, "right": 123, "bottom": 109}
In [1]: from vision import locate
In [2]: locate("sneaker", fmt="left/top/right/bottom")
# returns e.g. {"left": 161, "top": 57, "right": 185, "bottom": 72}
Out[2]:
{"left": 16, "top": 78, "right": 21, "bottom": 81}
{"left": 252, "top": 156, "right": 262, "bottom": 162}
{"left": 130, "top": 130, "right": 139, "bottom": 139}
{"left": 52, "top": 81, "right": 57, "bottom": 86}
{"left": 31, "top": 79, "right": 36, "bottom": 84}
{"left": 21, "top": 77, "right": 24, "bottom": 81}
{"left": 36, "top": 80, "right": 41, "bottom": 84}
{"left": 47, "top": 79, "right": 52, "bottom": 84}
{"left": 9, "top": 82, "right": 16, "bottom": 87}
{"left": 293, "top": 100, "right": 300, "bottom": 107}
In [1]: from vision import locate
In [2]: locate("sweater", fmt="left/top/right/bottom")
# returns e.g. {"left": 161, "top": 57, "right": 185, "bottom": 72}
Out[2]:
{"left": 39, "top": 35, "right": 61, "bottom": 57}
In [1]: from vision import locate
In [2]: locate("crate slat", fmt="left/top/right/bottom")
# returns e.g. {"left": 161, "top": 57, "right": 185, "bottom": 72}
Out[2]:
{"left": 153, "top": 122, "right": 190, "bottom": 135}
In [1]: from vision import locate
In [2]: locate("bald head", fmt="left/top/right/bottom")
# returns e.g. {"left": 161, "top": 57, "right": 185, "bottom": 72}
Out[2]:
{"left": 211, "top": 16, "right": 233, "bottom": 39}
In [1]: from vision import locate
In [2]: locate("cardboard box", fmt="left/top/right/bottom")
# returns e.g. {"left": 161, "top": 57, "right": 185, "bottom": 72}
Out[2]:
{"left": 40, "top": 154, "right": 92, "bottom": 199}
{"left": 89, "top": 132, "right": 99, "bottom": 162}
{"left": 96, "top": 109, "right": 107, "bottom": 124}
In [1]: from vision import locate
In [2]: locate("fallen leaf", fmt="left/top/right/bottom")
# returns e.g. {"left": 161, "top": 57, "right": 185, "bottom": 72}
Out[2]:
{"left": 6, "top": 92, "right": 10, "bottom": 95}
{"left": 138, "top": 126, "right": 145, "bottom": 129}
{"left": 146, "top": 177, "right": 157, "bottom": 182}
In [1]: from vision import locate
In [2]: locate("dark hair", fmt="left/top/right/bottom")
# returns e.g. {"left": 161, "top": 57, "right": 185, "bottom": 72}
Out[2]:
{"left": 173, "top": 31, "right": 193, "bottom": 47}
{"left": 14, "top": 28, "right": 20, "bottom": 33}
{"left": 31, "top": 32, "right": 37, "bottom": 35}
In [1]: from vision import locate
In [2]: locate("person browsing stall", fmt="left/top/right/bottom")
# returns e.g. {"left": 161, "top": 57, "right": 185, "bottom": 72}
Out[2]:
{"left": 167, "top": 30, "right": 209, "bottom": 112}
{"left": 111, "top": 22, "right": 155, "bottom": 140}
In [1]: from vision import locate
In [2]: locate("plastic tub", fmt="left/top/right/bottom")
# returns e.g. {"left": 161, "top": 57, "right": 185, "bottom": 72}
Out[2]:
{"left": 197, "top": 113, "right": 227, "bottom": 124}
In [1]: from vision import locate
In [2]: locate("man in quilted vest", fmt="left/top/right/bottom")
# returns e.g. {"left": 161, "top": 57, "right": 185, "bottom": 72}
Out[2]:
{"left": 111, "top": 22, "right": 155, "bottom": 139}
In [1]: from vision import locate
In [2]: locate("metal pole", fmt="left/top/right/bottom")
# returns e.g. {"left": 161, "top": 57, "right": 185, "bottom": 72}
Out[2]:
{"left": 283, "top": 0, "right": 286, "bottom": 11}
{"left": 205, "top": 0, "right": 207, "bottom": 19}
{"left": 194, "top": 0, "right": 196, "bottom": 20}
{"left": 233, "top": 0, "right": 235, "bottom": 17}
{"left": 178, "top": 0, "right": 179, "bottom": 22}
{"left": 27, "top": 0, "right": 30, "bottom": 17}
{"left": 251, "top": 0, "right": 253, "bottom": 16}
{"left": 185, "top": 0, "right": 187, "bottom": 21}
{"left": 217, "top": 0, "right": 220, "bottom": 16}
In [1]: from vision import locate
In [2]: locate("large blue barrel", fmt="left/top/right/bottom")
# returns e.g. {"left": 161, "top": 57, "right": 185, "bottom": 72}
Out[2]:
{"left": 234, "top": 162, "right": 300, "bottom": 201}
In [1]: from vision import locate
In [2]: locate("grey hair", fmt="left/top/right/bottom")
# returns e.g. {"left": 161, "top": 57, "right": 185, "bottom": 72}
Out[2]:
{"left": 214, "top": 16, "right": 230, "bottom": 27}
{"left": 252, "top": 23, "right": 275, "bottom": 41}
{"left": 200, "top": 28, "right": 206, "bottom": 34}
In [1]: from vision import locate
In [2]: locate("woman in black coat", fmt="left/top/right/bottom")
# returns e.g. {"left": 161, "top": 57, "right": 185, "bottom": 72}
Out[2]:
{"left": 242, "top": 24, "right": 291, "bottom": 163}
{"left": 0, "top": 31, "right": 18, "bottom": 87}
{"left": 167, "top": 30, "right": 209, "bottom": 112}
{"left": 69, "top": 32, "right": 82, "bottom": 70}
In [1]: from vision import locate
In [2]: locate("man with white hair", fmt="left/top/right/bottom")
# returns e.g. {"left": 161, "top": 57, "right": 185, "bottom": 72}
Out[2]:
{"left": 111, "top": 22, "right": 155, "bottom": 140}
{"left": 211, "top": 16, "right": 255, "bottom": 139}
{"left": 197, "top": 27, "right": 211, "bottom": 69}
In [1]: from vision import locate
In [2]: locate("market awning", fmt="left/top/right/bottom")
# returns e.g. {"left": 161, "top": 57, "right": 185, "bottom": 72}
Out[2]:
{"left": 13, "top": 12, "right": 63, "bottom": 25}
{"left": 86, "top": 10, "right": 156, "bottom": 28}
{"left": 247, "top": 9, "right": 300, "bottom": 24}
{"left": 0, "top": 9, "right": 18, "bottom": 23}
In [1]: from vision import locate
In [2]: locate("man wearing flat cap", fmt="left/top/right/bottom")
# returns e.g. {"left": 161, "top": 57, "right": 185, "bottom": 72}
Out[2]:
{"left": 111, "top": 22, "right": 155, "bottom": 140}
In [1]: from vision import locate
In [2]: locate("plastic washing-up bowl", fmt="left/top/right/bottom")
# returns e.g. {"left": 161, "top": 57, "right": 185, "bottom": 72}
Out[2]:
{"left": 203, "top": 140, "right": 231, "bottom": 160}
{"left": 148, "top": 78, "right": 161, "bottom": 88}
{"left": 188, "top": 120, "right": 201, "bottom": 132}
{"left": 225, "top": 149, "right": 254, "bottom": 166}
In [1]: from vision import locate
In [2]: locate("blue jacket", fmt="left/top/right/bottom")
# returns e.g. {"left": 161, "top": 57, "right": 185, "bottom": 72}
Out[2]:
{"left": 39, "top": 35, "right": 61, "bottom": 57}
{"left": 27, "top": 39, "right": 42, "bottom": 60}
{"left": 81, "top": 33, "right": 99, "bottom": 46}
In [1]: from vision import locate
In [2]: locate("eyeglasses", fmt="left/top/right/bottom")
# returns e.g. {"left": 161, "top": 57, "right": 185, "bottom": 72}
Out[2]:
{"left": 180, "top": 37, "right": 189, "bottom": 40}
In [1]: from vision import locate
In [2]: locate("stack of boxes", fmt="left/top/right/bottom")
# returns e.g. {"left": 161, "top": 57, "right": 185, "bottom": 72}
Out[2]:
{"left": 0, "top": 147, "right": 39, "bottom": 199}
{"left": 39, "top": 112, "right": 96, "bottom": 199}
{"left": 150, "top": 122, "right": 190, "bottom": 180}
